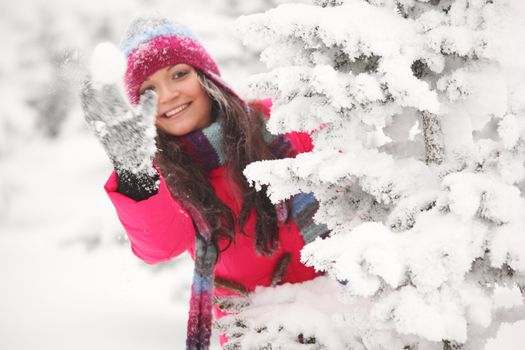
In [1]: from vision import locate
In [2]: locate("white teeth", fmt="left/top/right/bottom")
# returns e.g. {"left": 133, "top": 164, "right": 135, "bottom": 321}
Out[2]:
{"left": 165, "top": 103, "right": 189, "bottom": 117}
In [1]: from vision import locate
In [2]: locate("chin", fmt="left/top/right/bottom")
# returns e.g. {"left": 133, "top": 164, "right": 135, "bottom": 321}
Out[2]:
{"left": 157, "top": 121, "right": 192, "bottom": 137}
{"left": 169, "top": 126, "right": 196, "bottom": 137}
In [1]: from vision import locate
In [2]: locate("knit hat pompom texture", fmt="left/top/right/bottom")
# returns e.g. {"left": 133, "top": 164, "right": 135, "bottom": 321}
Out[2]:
{"left": 121, "top": 15, "right": 230, "bottom": 105}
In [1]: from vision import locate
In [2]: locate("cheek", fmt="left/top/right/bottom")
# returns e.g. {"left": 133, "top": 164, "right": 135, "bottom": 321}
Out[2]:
{"left": 189, "top": 79, "right": 209, "bottom": 104}
{"left": 154, "top": 118, "right": 168, "bottom": 134}
{"left": 194, "top": 90, "right": 212, "bottom": 115}
{"left": 201, "top": 99, "right": 213, "bottom": 124}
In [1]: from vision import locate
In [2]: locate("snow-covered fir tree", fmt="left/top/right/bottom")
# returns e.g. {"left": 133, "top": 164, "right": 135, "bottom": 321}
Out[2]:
{"left": 215, "top": 0, "right": 525, "bottom": 349}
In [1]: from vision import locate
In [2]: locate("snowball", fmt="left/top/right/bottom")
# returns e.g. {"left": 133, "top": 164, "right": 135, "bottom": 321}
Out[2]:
{"left": 89, "top": 42, "right": 126, "bottom": 84}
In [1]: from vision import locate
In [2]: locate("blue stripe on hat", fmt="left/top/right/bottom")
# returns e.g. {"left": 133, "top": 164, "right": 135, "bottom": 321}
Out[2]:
{"left": 121, "top": 23, "right": 199, "bottom": 57}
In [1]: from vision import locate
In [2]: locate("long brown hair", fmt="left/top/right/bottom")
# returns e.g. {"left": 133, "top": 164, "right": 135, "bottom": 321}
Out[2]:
{"left": 153, "top": 70, "right": 283, "bottom": 256}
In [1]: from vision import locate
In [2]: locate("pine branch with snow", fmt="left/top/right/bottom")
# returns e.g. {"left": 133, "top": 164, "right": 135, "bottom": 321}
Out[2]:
{"left": 230, "top": 0, "right": 525, "bottom": 349}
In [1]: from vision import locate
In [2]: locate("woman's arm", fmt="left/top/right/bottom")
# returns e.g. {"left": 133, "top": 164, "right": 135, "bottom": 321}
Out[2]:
{"left": 104, "top": 168, "right": 195, "bottom": 264}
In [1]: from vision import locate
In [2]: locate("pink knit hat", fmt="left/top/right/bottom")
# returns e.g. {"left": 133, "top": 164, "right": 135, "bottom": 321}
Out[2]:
{"left": 120, "top": 15, "right": 241, "bottom": 105}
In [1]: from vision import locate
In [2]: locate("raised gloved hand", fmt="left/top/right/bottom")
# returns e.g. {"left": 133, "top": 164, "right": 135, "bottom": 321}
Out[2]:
{"left": 80, "top": 77, "right": 160, "bottom": 199}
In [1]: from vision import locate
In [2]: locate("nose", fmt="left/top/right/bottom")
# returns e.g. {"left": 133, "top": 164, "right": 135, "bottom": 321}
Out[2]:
{"left": 157, "top": 83, "right": 180, "bottom": 105}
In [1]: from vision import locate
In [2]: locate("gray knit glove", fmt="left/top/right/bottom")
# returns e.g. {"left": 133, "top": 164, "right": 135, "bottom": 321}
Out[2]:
{"left": 80, "top": 77, "right": 160, "bottom": 199}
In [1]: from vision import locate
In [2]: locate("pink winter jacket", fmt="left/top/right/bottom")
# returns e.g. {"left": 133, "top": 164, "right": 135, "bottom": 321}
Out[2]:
{"left": 103, "top": 99, "right": 320, "bottom": 306}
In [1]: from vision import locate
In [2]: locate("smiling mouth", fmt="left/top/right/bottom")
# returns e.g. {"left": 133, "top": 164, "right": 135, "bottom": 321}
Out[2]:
{"left": 162, "top": 103, "right": 191, "bottom": 119}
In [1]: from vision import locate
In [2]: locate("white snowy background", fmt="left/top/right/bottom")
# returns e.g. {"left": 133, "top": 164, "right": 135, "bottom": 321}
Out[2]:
{"left": 0, "top": 0, "right": 523, "bottom": 349}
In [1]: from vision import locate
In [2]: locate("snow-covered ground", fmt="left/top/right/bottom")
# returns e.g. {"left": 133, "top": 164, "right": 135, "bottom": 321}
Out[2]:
{"left": 0, "top": 232, "right": 191, "bottom": 350}
{"left": 0, "top": 115, "right": 201, "bottom": 349}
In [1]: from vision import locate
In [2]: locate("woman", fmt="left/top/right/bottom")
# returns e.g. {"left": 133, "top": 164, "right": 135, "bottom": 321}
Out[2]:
{"left": 81, "top": 15, "right": 328, "bottom": 350}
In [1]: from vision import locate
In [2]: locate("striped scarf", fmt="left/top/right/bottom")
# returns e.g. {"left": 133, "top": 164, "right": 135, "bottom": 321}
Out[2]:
{"left": 178, "top": 117, "right": 329, "bottom": 350}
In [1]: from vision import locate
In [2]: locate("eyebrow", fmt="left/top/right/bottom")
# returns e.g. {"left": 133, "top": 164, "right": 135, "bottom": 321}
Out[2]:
{"left": 168, "top": 64, "right": 188, "bottom": 73}
{"left": 143, "top": 65, "right": 183, "bottom": 82}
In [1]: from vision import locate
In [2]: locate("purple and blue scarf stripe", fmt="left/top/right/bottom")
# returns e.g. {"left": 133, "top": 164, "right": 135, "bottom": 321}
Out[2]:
{"left": 179, "top": 117, "right": 330, "bottom": 349}
{"left": 181, "top": 127, "right": 223, "bottom": 172}
{"left": 291, "top": 192, "right": 329, "bottom": 244}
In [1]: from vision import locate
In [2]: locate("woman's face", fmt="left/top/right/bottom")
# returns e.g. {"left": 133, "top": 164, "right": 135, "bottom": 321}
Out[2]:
{"left": 139, "top": 64, "right": 213, "bottom": 136}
